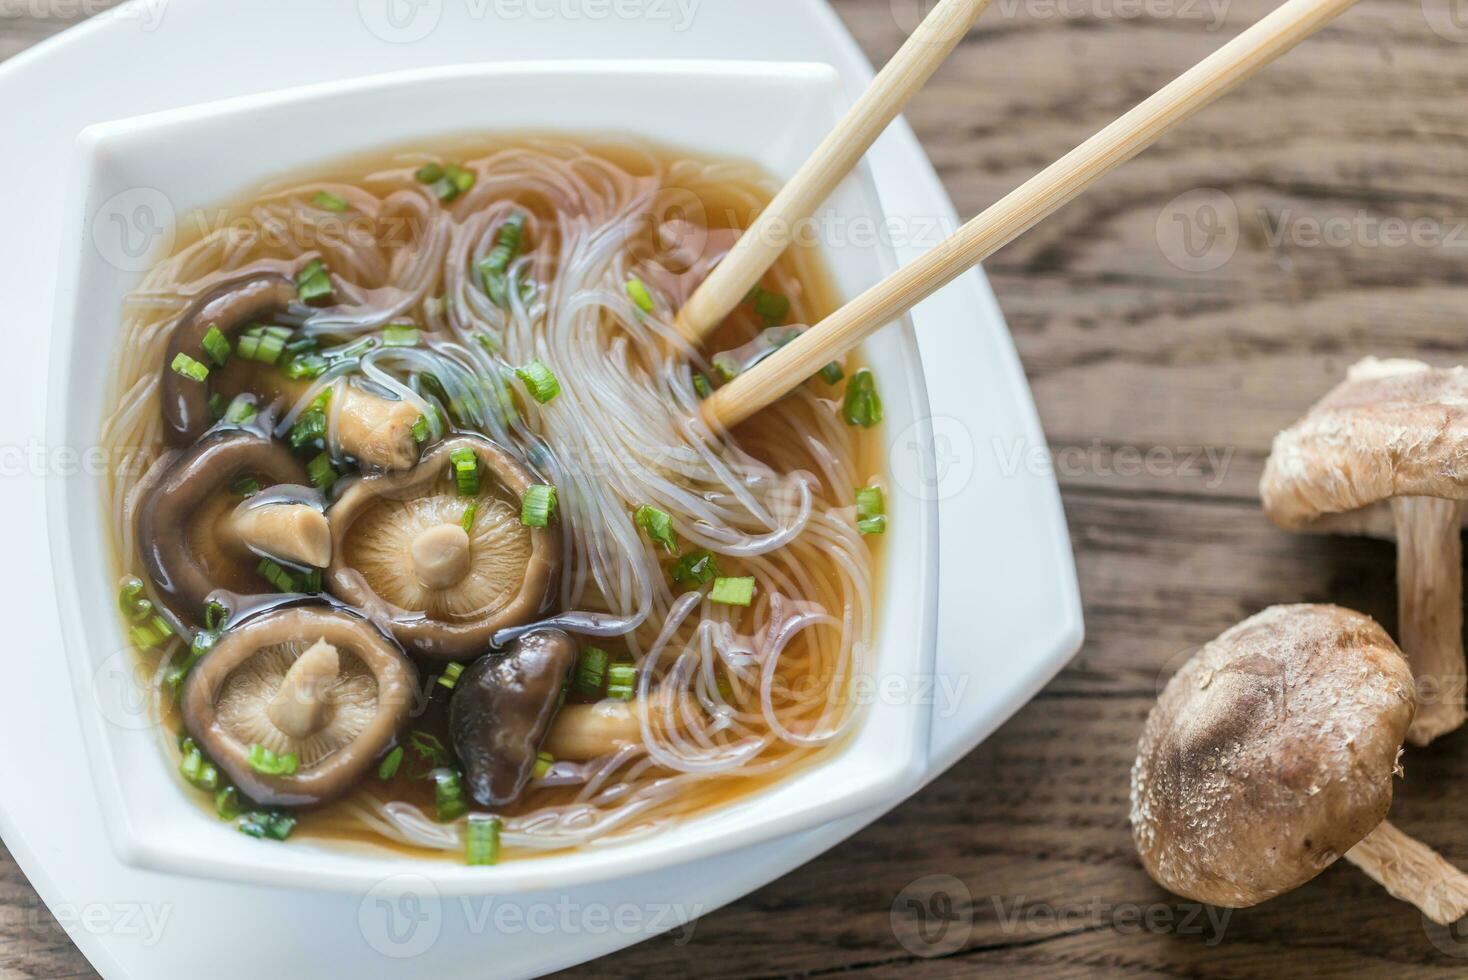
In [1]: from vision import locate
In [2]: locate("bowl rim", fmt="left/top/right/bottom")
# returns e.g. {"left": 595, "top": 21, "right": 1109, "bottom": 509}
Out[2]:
{"left": 46, "top": 57, "right": 940, "bottom": 895}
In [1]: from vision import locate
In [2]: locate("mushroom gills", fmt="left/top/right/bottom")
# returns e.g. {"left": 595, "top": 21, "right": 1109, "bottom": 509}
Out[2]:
{"left": 267, "top": 637, "right": 341, "bottom": 739}
{"left": 229, "top": 497, "right": 332, "bottom": 569}
{"left": 450, "top": 629, "right": 579, "bottom": 806}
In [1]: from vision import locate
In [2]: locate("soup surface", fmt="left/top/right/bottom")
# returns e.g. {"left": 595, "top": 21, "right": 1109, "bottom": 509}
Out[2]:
{"left": 102, "top": 136, "right": 887, "bottom": 860}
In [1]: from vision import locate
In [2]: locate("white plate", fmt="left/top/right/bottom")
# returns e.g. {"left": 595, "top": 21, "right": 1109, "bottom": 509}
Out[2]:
{"left": 0, "top": 0, "right": 1082, "bottom": 976}
{"left": 52, "top": 58, "right": 936, "bottom": 896}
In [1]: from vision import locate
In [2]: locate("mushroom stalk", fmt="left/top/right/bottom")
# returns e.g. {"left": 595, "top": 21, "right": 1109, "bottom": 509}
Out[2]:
{"left": 335, "top": 385, "right": 423, "bottom": 471}
{"left": 1391, "top": 496, "right": 1467, "bottom": 746}
{"left": 230, "top": 501, "right": 332, "bottom": 569}
{"left": 267, "top": 638, "right": 340, "bottom": 739}
{"left": 1346, "top": 820, "right": 1468, "bottom": 926}
{"left": 410, "top": 524, "right": 472, "bottom": 590}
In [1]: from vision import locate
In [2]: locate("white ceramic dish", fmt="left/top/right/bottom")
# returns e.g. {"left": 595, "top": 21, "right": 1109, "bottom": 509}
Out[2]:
{"left": 0, "top": 1, "right": 1081, "bottom": 975}
{"left": 47, "top": 60, "right": 938, "bottom": 896}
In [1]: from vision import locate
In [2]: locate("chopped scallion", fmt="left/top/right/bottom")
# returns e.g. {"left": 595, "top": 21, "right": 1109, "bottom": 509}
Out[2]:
{"left": 449, "top": 447, "right": 480, "bottom": 497}
{"left": 520, "top": 484, "right": 557, "bottom": 528}
{"left": 819, "top": 361, "right": 845, "bottom": 385}
{"left": 634, "top": 505, "right": 677, "bottom": 553}
{"left": 377, "top": 746, "right": 404, "bottom": 781}
{"left": 306, "top": 451, "right": 338, "bottom": 490}
{"left": 573, "top": 647, "right": 609, "bottom": 699}
{"left": 246, "top": 744, "right": 299, "bottom": 777}
{"left": 669, "top": 549, "right": 720, "bottom": 588}
{"left": 606, "top": 663, "right": 637, "bottom": 701}
{"left": 412, "top": 415, "right": 430, "bottom": 444}
{"left": 710, "top": 576, "right": 756, "bottom": 607}
{"left": 692, "top": 373, "right": 712, "bottom": 399}
{"left": 313, "top": 191, "right": 349, "bottom": 213}
{"left": 479, "top": 212, "right": 527, "bottom": 307}
{"left": 460, "top": 500, "right": 478, "bottom": 533}
{"left": 433, "top": 768, "right": 469, "bottom": 823}
{"left": 214, "top": 785, "right": 240, "bottom": 821}
{"left": 446, "top": 163, "right": 476, "bottom": 194}
{"left": 437, "top": 663, "right": 464, "bottom": 692}
{"left": 170, "top": 352, "right": 209, "bottom": 383}
{"left": 237, "top": 325, "right": 291, "bottom": 364}
{"left": 238, "top": 810, "right": 295, "bottom": 841}
{"left": 414, "top": 163, "right": 445, "bottom": 185}
{"left": 257, "top": 557, "right": 298, "bottom": 593}
{"left": 382, "top": 323, "right": 420, "bottom": 347}
{"left": 229, "top": 475, "right": 261, "bottom": 498}
{"left": 129, "top": 615, "right": 175, "bottom": 651}
{"left": 283, "top": 352, "right": 329, "bottom": 380}
{"left": 179, "top": 737, "right": 219, "bottom": 791}
{"left": 856, "top": 485, "right": 887, "bottom": 535}
{"left": 533, "top": 751, "right": 554, "bottom": 780}
{"left": 626, "top": 278, "right": 655, "bottom": 313}
{"left": 204, "top": 600, "right": 229, "bottom": 633}
{"left": 201, "top": 324, "right": 231, "bottom": 366}
{"left": 748, "top": 286, "right": 790, "bottom": 325}
{"left": 166, "top": 629, "right": 216, "bottom": 694}
{"left": 514, "top": 361, "right": 560, "bottom": 404}
{"left": 118, "top": 577, "right": 153, "bottom": 623}
{"left": 295, "top": 259, "right": 334, "bottom": 306}
{"left": 224, "top": 396, "right": 258, "bottom": 425}
{"left": 841, "top": 368, "right": 884, "bottom": 428}
{"left": 466, "top": 814, "right": 501, "bottom": 866}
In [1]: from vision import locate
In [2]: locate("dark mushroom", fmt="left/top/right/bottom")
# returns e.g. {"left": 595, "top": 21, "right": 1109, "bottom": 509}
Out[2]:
{"left": 180, "top": 607, "right": 416, "bottom": 807}
{"left": 162, "top": 272, "right": 297, "bottom": 447}
{"left": 325, "top": 435, "right": 560, "bottom": 661}
{"left": 450, "top": 629, "right": 578, "bottom": 806}
{"left": 137, "top": 430, "right": 329, "bottom": 623}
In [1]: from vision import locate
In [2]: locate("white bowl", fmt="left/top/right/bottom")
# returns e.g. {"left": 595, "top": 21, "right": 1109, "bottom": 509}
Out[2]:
{"left": 47, "top": 60, "right": 938, "bottom": 895}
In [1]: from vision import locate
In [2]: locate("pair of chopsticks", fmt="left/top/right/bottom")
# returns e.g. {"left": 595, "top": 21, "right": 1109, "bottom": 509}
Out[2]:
{"left": 687, "top": 0, "right": 1357, "bottom": 430}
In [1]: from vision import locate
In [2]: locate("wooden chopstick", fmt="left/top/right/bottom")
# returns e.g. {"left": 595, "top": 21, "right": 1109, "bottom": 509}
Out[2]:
{"left": 702, "top": 0, "right": 1358, "bottom": 431}
{"left": 674, "top": 0, "right": 993, "bottom": 345}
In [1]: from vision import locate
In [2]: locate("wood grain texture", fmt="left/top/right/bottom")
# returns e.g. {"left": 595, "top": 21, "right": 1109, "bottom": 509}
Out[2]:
{"left": 8, "top": 0, "right": 1468, "bottom": 976}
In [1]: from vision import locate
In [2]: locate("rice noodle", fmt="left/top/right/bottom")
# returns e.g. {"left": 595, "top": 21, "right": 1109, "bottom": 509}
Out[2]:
{"left": 101, "top": 139, "right": 875, "bottom": 856}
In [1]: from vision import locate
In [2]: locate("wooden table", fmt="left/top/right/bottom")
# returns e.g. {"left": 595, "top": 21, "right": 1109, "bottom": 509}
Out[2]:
{"left": 5, "top": 0, "right": 1468, "bottom": 975}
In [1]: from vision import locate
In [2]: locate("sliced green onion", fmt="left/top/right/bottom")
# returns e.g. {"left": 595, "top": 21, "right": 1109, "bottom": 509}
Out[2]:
{"left": 238, "top": 810, "right": 295, "bottom": 841}
{"left": 626, "top": 278, "right": 655, "bottom": 313}
{"left": 296, "top": 259, "right": 334, "bottom": 306}
{"left": 748, "top": 286, "right": 790, "bottom": 325}
{"left": 433, "top": 768, "right": 469, "bottom": 823}
{"left": 201, "top": 324, "right": 231, "bottom": 366}
{"left": 466, "top": 814, "right": 501, "bottom": 866}
{"left": 299, "top": 568, "right": 323, "bottom": 595}
{"left": 408, "top": 731, "right": 451, "bottom": 773}
{"left": 473, "top": 330, "right": 501, "bottom": 355}
{"left": 166, "top": 629, "right": 216, "bottom": 693}
{"left": 573, "top": 647, "right": 609, "bottom": 699}
{"left": 313, "top": 191, "right": 349, "bottom": 213}
{"left": 285, "top": 335, "right": 318, "bottom": 355}
{"left": 179, "top": 738, "right": 219, "bottom": 791}
{"left": 306, "top": 451, "right": 338, "bottom": 490}
{"left": 118, "top": 577, "right": 153, "bottom": 623}
{"left": 479, "top": 212, "right": 527, "bottom": 307}
{"left": 692, "top": 373, "right": 712, "bottom": 399}
{"left": 460, "top": 500, "right": 479, "bottom": 533}
{"left": 129, "top": 615, "right": 175, "bottom": 651}
{"left": 819, "top": 362, "right": 845, "bottom": 385}
{"left": 533, "top": 751, "right": 554, "bottom": 780}
{"left": 204, "top": 600, "right": 229, "bottom": 633}
{"left": 446, "top": 163, "right": 476, "bottom": 194}
{"left": 377, "top": 746, "right": 404, "bottom": 781}
{"left": 283, "top": 352, "right": 329, "bottom": 380}
{"left": 711, "top": 353, "right": 740, "bottom": 383}
{"left": 414, "top": 163, "right": 445, "bottom": 184}
{"left": 257, "top": 557, "right": 298, "bottom": 593}
{"left": 450, "top": 447, "right": 480, "bottom": 496}
{"left": 856, "top": 485, "right": 887, "bottom": 535}
{"left": 224, "top": 396, "right": 258, "bottom": 425}
{"left": 412, "top": 415, "right": 430, "bottom": 444}
{"left": 520, "top": 484, "right": 557, "bottom": 527}
{"left": 710, "top": 576, "right": 756, "bottom": 607}
{"left": 669, "top": 549, "right": 720, "bottom": 589}
{"left": 237, "top": 325, "right": 291, "bottom": 364}
{"left": 606, "top": 663, "right": 638, "bottom": 702}
{"left": 514, "top": 361, "right": 561, "bottom": 404}
{"left": 437, "top": 663, "right": 465, "bottom": 692}
{"left": 382, "top": 323, "right": 420, "bottom": 347}
{"left": 841, "top": 368, "right": 884, "bottom": 428}
{"left": 208, "top": 391, "right": 227, "bottom": 421}
{"left": 247, "top": 744, "right": 299, "bottom": 777}
{"left": 214, "top": 785, "right": 240, "bottom": 821}
{"left": 634, "top": 505, "right": 677, "bottom": 553}
{"left": 289, "top": 392, "right": 331, "bottom": 449}
{"left": 170, "top": 352, "right": 209, "bottom": 383}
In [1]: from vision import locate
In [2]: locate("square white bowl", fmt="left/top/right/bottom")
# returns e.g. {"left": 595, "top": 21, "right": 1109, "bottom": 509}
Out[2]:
{"left": 47, "top": 60, "right": 938, "bottom": 895}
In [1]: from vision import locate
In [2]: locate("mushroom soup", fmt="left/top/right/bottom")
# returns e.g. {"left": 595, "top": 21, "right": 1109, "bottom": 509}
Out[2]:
{"left": 100, "top": 138, "right": 887, "bottom": 861}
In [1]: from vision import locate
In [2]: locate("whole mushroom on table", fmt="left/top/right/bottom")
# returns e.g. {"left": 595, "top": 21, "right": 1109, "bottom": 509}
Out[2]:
{"left": 1262, "top": 357, "right": 1468, "bottom": 746}
{"left": 1132, "top": 604, "right": 1468, "bottom": 925}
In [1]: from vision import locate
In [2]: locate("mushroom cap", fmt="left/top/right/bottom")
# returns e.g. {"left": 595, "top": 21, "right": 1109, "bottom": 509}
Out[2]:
{"left": 1261, "top": 357, "right": 1468, "bottom": 530}
{"left": 180, "top": 607, "right": 416, "bottom": 807}
{"left": 161, "top": 272, "right": 297, "bottom": 447}
{"left": 325, "top": 435, "right": 560, "bottom": 661}
{"left": 1130, "top": 604, "right": 1416, "bottom": 908}
{"left": 137, "top": 430, "right": 312, "bottom": 624}
{"left": 449, "top": 629, "right": 579, "bottom": 807}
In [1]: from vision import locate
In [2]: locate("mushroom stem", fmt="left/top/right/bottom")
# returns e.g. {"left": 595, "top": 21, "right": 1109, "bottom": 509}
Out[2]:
{"left": 1345, "top": 820, "right": 1468, "bottom": 926}
{"left": 230, "top": 501, "right": 332, "bottom": 569}
{"left": 267, "top": 638, "right": 340, "bottom": 739}
{"left": 336, "top": 385, "right": 423, "bottom": 471}
{"left": 410, "top": 524, "right": 473, "bottom": 590}
{"left": 1391, "top": 496, "right": 1467, "bottom": 746}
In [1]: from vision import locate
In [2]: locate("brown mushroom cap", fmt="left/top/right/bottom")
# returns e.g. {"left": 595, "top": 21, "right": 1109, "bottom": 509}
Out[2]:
{"left": 324, "top": 435, "right": 560, "bottom": 661}
{"left": 180, "top": 607, "right": 416, "bottom": 807}
{"left": 1131, "top": 604, "right": 1415, "bottom": 908}
{"left": 161, "top": 273, "right": 297, "bottom": 447}
{"left": 1261, "top": 358, "right": 1468, "bottom": 528}
{"left": 137, "top": 430, "right": 319, "bottom": 623}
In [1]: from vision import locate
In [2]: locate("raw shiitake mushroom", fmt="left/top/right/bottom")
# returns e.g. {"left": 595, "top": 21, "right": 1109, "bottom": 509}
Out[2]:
{"left": 180, "top": 607, "right": 416, "bottom": 807}
{"left": 325, "top": 435, "right": 559, "bottom": 661}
